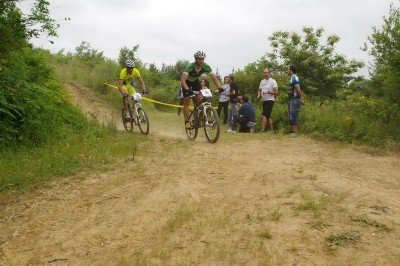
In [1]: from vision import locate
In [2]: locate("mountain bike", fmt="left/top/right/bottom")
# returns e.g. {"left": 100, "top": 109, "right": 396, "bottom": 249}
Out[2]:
{"left": 185, "top": 89, "right": 220, "bottom": 143}
{"left": 122, "top": 92, "right": 149, "bottom": 135}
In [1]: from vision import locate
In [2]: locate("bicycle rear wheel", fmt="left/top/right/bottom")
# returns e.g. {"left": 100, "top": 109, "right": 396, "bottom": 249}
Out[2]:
{"left": 185, "top": 110, "right": 199, "bottom": 141}
{"left": 122, "top": 107, "right": 133, "bottom": 132}
{"left": 137, "top": 107, "right": 149, "bottom": 135}
{"left": 203, "top": 106, "right": 220, "bottom": 143}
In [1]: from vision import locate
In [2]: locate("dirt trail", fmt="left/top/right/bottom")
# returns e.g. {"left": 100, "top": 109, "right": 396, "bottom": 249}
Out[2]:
{"left": 1, "top": 83, "right": 400, "bottom": 265}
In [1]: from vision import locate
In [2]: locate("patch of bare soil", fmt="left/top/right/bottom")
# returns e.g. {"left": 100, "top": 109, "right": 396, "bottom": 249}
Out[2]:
{"left": 1, "top": 83, "right": 399, "bottom": 265}
{"left": 64, "top": 82, "right": 124, "bottom": 131}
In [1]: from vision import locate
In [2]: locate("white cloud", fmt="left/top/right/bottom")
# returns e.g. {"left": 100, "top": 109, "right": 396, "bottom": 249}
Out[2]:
{"left": 19, "top": 0, "right": 397, "bottom": 77}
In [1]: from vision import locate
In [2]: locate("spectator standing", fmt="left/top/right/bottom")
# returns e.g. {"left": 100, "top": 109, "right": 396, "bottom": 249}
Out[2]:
{"left": 227, "top": 74, "right": 239, "bottom": 129}
{"left": 216, "top": 76, "right": 230, "bottom": 124}
{"left": 257, "top": 68, "right": 278, "bottom": 132}
{"left": 287, "top": 65, "right": 304, "bottom": 135}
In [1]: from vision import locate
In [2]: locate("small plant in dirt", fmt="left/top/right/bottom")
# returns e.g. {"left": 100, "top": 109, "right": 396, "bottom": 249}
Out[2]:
{"left": 270, "top": 208, "right": 283, "bottom": 221}
{"left": 165, "top": 207, "right": 197, "bottom": 232}
{"left": 257, "top": 228, "right": 273, "bottom": 239}
{"left": 351, "top": 214, "right": 393, "bottom": 231}
{"left": 370, "top": 205, "right": 389, "bottom": 213}
{"left": 326, "top": 230, "right": 360, "bottom": 248}
{"left": 310, "top": 218, "right": 331, "bottom": 231}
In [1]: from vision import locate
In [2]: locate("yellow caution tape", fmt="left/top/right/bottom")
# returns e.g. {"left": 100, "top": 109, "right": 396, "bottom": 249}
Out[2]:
{"left": 104, "top": 81, "right": 184, "bottom": 109}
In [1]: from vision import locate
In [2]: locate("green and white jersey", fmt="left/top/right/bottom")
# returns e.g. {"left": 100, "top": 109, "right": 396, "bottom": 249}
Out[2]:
{"left": 183, "top": 62, "right": 213, "bottom": 82}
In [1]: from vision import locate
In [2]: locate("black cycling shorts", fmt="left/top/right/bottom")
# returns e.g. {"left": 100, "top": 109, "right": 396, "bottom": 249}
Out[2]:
{"left": 182, "top": 79, "right": 201, "bottom": 97}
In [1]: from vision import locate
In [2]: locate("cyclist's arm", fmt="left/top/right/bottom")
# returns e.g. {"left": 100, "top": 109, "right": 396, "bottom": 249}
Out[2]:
{"left": 181, "top": 72, "right": 190, "bottom": 91}
{"left": 209, "top": 72, "right": 222, "bottom": 88}
{"left": 118, "top": 79, "right": 126, "bottom": 95}
{"left": 137, "top": 76, "right": 146, "bottom": 91}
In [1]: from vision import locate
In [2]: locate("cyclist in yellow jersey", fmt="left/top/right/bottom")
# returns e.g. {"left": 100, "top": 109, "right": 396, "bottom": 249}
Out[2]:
{"left": 118, "top": 59, "right": 148, "bottom": 119}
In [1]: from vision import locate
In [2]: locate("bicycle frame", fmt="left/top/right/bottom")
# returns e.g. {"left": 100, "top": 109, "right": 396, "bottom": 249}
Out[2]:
{"left": 185, "top": 89, "right": 220, "bottom": 143}
{"left": 122, "top": 93, "right": 150, "bottom": 135}
{"left": 128, "top": 93, "right": 142, "bottom": 119}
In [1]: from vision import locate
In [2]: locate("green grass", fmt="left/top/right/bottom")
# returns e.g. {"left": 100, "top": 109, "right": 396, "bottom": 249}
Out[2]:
{"left": 0, "top": 125, "right": 148, "bottom": 193}
{"left": 270, "top": 207, "right": 283, "bottom": 221}
{"left": 326, "top": 230, "right": 360, "bottom": 248}
{"left": 351, "top": 214, "right": 393, "bottom": 231}
{"left": 257, "top": 228, "right": 273, "bottom": 239}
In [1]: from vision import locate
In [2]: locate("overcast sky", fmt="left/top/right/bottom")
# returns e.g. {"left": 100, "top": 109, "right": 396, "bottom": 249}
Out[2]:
{"left": 19, "top": 0, "right": 397, "bottom": 77}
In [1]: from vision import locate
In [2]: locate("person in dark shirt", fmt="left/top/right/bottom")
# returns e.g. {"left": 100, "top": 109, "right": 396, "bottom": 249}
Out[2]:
{"left": 227, "top": 95, "right": 255, "bottom": 133}
{"left": 227, "top": 74, "right": 239, "bottom": 129}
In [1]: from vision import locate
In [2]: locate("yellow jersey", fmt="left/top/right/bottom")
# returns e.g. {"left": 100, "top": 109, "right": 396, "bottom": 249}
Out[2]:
{"left": 119, "top": 68, "right": 141, "bottom": 94}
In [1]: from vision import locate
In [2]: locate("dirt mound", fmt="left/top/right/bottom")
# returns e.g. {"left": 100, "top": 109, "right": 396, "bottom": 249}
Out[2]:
{"left": 1, "top": 83, "right": 399, "bottom": 265}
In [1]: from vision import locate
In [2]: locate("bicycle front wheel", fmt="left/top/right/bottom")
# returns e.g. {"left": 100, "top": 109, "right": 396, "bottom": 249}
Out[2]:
{"left": 203, "top": 106, "right": 220, "bottom": 143}
{"left": 136, "top": 107, "right": 149, "bottom": 135}
{"left": 122, "top": 108, "right": 133, "bottom": 132}
{"left": 185, "top": 110, "right": 199, "bottom": 141}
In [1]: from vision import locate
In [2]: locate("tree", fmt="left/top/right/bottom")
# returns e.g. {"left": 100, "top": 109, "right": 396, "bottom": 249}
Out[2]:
{"left": 159, "top": 59, "right": 189, "bottom": 81}
{"left": 118, "top": 45, "right": 143, "bottom": 68}
{"left": 0, "top": 0, "right": 60, "bottom": 60}
{"left": 74, "top": 41, "right": 105, "bottom": 66}
{"left": 364, "top": 3, "right": 400, "bottom": 105}
{"left": 0, "top": 1, "right": 27, "bottom": 59}
{"left": 266, "top": 27, "right": 364, "bottom": 104}
{"left": 0, "top": 0, "right": 62, "bottom": 147}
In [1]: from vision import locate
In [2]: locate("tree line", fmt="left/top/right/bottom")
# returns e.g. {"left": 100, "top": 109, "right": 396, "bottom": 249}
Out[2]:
{"left": 1, "top": 0, "right": 399, "bottom": 151}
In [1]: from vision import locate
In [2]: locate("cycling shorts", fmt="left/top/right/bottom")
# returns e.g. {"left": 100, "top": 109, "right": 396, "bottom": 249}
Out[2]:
{"left": 182, "top": 79, "right": 201, "bottom": 97}
{"left": 122, "top": 84, "right": 136, "bottom": 95}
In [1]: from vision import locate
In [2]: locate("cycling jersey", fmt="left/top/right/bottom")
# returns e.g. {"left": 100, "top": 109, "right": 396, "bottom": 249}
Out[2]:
{"left": 288, "top": 74, "right": 300, "bottom": 98}
{"left": 119, "top": 68, "right": 141, "bottom": 94}
{"left": 183, "top": 62, "right": 213, "bottom": 82}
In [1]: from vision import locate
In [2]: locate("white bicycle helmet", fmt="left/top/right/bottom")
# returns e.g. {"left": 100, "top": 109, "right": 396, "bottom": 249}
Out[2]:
{"left": 194, "top": 51, "right": 206, "bottom": 59}
{"left": 125, "top": 59, "right": 135, "bottom": 68}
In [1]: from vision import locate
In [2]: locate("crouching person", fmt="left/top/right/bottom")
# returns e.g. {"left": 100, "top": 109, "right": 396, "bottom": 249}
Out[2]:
{"left": 227, "top": 95, "right": 256, "bottom": 133}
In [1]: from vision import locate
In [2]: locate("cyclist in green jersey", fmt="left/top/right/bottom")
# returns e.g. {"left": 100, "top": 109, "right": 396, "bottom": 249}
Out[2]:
{"left": 181, "top": 51, "right": 223, "bottom": 129}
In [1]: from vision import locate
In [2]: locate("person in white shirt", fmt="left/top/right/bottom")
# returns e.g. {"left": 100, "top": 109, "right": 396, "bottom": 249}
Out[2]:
{"left": 257, "top": 68, "right": 278, "bottom": 133}
{"left": 216, "top": 76, "right": 231, "bottom": 124}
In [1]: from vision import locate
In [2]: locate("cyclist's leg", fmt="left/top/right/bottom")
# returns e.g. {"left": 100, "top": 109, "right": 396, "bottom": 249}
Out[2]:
{"left": 182, "top": 81, "right": 193, "bottom": 128}
{"left": 183, "top": 80, "right": 200, "bottom": 127}
{"left": 127, "top": 85, "right": 136, "bottom": 95}
{"left": 126, "top": 85, "right": 137, "bottom": 113}
{"left": 183, "top": 97, "right": 191, "bottom": 122}
{"left": 196, "top": 94, "right": 204, "bottom": 109}
{"left": 121, "top": 85, "right": 130, "bottom": 112}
